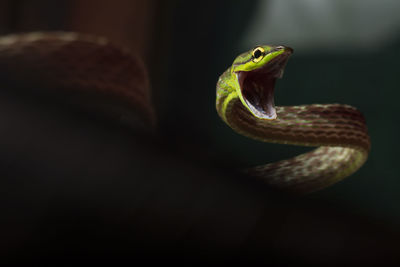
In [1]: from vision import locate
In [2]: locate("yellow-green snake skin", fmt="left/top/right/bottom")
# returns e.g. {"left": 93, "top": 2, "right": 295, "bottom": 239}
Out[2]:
{"left": 216, "top": 45, "right": 370, "bottom": 193}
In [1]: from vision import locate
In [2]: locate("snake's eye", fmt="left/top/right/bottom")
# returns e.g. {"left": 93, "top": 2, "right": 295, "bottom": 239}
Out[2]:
{"left": 252, "top": 47, "right": 265, "bottom": 63}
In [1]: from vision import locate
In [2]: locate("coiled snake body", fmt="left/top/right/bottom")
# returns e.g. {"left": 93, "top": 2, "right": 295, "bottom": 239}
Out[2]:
{"left": 0, "top": 32, "right": 370, "bottom": 194}
{"left": 0, "top": 32, "right": 155, "bottom": 131}
{"left": 216, "top": 45, "right": 370, "bottom": 193}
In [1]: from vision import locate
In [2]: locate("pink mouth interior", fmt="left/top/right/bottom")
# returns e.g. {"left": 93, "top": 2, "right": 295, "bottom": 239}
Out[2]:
{"left": 237, "top": 53, "right": 290, "bottom": 120}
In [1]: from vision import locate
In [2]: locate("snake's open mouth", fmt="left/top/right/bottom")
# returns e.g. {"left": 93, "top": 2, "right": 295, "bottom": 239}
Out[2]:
{"left": 237, "top": 47, "right": 292, "bottom": 120}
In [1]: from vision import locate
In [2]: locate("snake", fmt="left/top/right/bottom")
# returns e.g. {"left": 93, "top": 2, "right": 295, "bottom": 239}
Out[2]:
{"left": 0, "top": 32, "right": 370, "bottom": 194}
{"left": 0, "top": 32, "right": 155, "bottom": 132}
{"left": 216, "top": 45, "right": 370, "bottom": 193}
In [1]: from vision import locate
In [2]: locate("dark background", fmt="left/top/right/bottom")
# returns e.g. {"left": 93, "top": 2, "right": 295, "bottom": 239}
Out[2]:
{"left": 1, "top": 0, "right": 399, "bottom": 264}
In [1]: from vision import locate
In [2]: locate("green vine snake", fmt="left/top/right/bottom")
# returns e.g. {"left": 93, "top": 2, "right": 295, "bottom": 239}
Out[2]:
{"left": 216, "top": 45, "right": 370, "bottom": 193}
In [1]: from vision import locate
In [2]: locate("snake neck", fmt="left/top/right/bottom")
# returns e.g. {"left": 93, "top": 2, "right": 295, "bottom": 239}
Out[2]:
{"left": 227, "top": 98, "right": 369, "bottom": 152}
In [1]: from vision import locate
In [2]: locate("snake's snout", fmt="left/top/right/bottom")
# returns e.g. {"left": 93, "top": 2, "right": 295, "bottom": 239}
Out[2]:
{"left": 273, "top": 45, "right": 293, "bottom": 55}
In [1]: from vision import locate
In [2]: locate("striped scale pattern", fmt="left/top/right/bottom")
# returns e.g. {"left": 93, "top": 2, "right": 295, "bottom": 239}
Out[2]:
{"left": 0, "top": 32, "right": 155, "bottom": 129}
{"left": 216, "top": 69, "right": 370, "bottom": 193}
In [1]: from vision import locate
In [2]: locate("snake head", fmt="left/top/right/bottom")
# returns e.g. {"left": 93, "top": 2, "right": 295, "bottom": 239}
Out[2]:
{"left": 232, "top": 45, "right": 293, "bottom": 120}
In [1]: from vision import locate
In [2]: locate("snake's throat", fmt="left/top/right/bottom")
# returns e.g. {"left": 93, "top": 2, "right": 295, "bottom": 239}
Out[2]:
{"left": 237, "top": 51, "right": 291, "bottom": 120}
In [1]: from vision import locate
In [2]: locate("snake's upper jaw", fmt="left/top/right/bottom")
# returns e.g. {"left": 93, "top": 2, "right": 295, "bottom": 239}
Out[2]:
{"left": 237, "top": 48, "right": 292, "bottom": 120}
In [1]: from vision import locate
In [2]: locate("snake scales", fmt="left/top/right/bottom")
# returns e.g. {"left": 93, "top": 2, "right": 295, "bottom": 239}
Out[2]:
{"left": 0, "top": 32, "right": 155, "bottom": 131}
{"left": 216, "top": 45, "right": 370, "bottom": 193}
{"left": 0, "top": 32, "right": 370, "bottom": 194}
